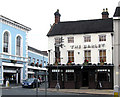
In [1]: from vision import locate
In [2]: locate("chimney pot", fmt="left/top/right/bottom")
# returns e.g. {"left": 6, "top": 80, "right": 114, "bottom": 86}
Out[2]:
{"left": 102, "top": 8, "right": 109, "bottom": 19}
{"left": 54, "top": 9, "right": 61, "bottom": 24}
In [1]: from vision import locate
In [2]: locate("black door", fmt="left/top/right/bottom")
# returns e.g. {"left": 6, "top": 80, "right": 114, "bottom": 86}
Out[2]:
{"left": 82, "top": 71, "right": 89, "bottom": 87}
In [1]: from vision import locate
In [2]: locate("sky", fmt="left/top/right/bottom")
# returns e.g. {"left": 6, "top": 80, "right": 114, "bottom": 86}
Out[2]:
{"left": 0, "top": 0, "right": 120, "bottom": 51}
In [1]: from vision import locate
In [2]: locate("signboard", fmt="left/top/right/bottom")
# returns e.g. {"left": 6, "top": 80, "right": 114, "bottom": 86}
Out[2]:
{"left": 36, "top": 72, "right": 48, "bottom": 75}
{"left": 70, "top": 44, "right": 105, "bottom": 49}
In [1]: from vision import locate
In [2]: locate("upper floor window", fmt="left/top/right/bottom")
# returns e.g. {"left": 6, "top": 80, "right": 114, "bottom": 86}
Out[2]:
{"left": 68, "top": 51, "right": 74, "bottom": 62}
{"left": 33, "top": 58, "right": 35, "bottom": 63}
{"left": 37, "top": 59, "right": 39, "bottom": 63}
{"left": 55, "top": 37, "right": 61, "bottom": 45}
{"left": 16, "top": 36, "right": 21, "bottom": 56}
{"left": 3, "top": 31, "right": 9, "bottom": 53}
{"left": 99, "top": 35, "right": 106, "bottom": 41}
{"left": 28, "top": 57, "right": 31, "bottom": 64}
{"left": 84, "top": 50, "right": 91, "bottom": 62}
{"left": 99, "top": 50, "right": 106, "bottom": 62}
{"left": 68, "top": 37, "right": 74, "bottom": 43}
{"left": 84, "top": 36, "right": 91, "bottom": 42}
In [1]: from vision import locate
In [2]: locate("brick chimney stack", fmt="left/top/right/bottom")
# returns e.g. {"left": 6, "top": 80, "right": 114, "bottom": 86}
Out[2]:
{"left": 54, "top": 9, "right": 61, "bottom": 24}
{"left": 101, "top": 8, "right": 109, "bottom": 19}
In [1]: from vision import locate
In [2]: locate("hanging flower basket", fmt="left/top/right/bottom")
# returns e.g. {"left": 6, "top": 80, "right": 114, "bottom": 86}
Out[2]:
{"left": 39, "top": 64, "right": 42, "bottom": 67}
{"left": 35, "top": 62, "right": 39, "bottom": 67}
{"left": 67, "top": 60, "right": 72, "bottom": 65}
{"left": 30, "top": 62, "right": 34, "bottom": 66}
{"left": 83, "top": 59, "right": 88, "bottom": 66}
{"left": 100, "top": 59, "right": 104, "bottom": 65}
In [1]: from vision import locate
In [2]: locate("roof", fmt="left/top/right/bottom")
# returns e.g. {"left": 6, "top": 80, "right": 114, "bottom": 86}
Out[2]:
{"left": 47, "top": 18, "right": 113, "bottom": 36}
{"left": 114, "top": 7, "right": 120, "bottom": 17}
{"left": 0, "top": 15, "right": 31, "bottom": 31}
{"left": 28, "top": 46, "right": 48, "bottom": 56}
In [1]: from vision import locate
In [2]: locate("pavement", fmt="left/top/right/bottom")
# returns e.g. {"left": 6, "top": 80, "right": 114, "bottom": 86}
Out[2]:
{"left": 0, "top": 84, "right": 114, "bottom": 95}
{"left": 39, "top": 88, "right": 114, "bottom": 95}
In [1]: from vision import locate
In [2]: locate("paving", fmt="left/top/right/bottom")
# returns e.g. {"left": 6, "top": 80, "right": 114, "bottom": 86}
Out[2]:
{"left": 39, "top": 88, "right": 114, "bottom": 95}
{"left": 1, "top": 83, "right": 114, "bottom": 95}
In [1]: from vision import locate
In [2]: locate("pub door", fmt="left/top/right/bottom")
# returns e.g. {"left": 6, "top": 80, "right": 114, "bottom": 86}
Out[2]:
{"left": 82, "top": 71, "right": 89, "bottom": 87}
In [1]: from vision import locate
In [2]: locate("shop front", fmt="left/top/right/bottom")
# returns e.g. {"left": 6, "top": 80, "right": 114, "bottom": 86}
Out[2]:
{"left": 3, "top": 66, "right": 21, "bottom": 84}
{"left": 47, "top": 64, "right": 114, "bottom": 89}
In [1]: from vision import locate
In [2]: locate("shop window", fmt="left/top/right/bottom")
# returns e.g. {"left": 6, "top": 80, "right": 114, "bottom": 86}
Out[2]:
{"left": 68, "top": 37, "right": 74, "bottom": 43}
{"left": 96, "top": 69, "right": 111, "bottom": 82}
{"left": 84, "top": 36, "right": 91, "bottom": 42}
{"left": 68, "top": 51, "right": 74, "bottom": 62}
{"left": 52, "top": 73, "right": 60, "bottom": 80}
{"left": 84, "top": 50, "right": 91, "bottom": 62}
{"left": 3, "top": 31, "right": 9, "bottom": 53}
{"left": 99, "top": 35, "right": 106, "bottom": 41}
{"left": 99, "top": 50, "right": 106, "bottom": 62}
{"left": 65, "top": 73, "right": 74, "bottom": 82}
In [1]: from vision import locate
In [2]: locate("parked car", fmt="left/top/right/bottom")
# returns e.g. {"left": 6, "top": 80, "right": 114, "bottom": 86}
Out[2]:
{"left": 22, "top": 78, "right": 40, "bottom": 88}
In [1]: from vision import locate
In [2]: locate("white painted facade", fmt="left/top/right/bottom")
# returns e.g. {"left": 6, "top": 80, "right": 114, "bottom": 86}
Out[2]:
{"left": 48, "top": 32, "right": 113, "bottom": 65}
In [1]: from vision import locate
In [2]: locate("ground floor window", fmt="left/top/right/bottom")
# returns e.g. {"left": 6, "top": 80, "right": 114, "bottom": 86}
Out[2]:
{"left": 65, "top": 73, "right": 74, "bottom": 82}
{"left": 95, "top": 69, "right": 111, "bottom": 82}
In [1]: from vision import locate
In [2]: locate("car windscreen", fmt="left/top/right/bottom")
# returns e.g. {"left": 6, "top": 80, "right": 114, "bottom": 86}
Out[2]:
{"left": 25, "top": 78, "right": 35, "bottom": 82}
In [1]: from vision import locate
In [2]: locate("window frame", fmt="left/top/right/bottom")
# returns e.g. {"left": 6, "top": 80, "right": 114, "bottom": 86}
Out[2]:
{"left": 68, "top": 37, "right": 74, "bottom": 43}
{"left": 68, "top": 50, "right": 74, "bottom": 62}
{"left": 99, "top": 50, "right": 106, "bottom": 62}
{"left": 84, "top": 35, "right": 91, "bottom": 42}
{"left": 84, "top": 50, "right": 91, "bottom": 62}
{"left": 99, "top": 35, "right": 106, "bottom": 42}
{"left": 3, "top": 31, "right": 10, "bottom": 54}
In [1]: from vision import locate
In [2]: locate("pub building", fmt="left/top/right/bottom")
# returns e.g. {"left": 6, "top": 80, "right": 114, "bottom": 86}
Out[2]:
{"left": 46, "top": 8, "right": 116, "bottom": 89}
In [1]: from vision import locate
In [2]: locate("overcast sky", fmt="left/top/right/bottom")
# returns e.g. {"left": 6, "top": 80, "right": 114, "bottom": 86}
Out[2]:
{"left": 0, "top": 0, "right": 120, "bottom": 51}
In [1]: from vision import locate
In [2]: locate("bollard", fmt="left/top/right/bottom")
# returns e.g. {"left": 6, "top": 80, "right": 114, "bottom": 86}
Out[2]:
{"left": 114, "top": 85, "right": 119, "bottom": 97}
{"left": 6, "top": 80, "right": 9, "bottom": 87}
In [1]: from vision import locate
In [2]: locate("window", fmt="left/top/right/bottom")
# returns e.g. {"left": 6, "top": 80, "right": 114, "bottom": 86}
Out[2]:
{"left": 33, "top": 58, "right": 35, "bottom": 63}
{"left": 3, "top": 31, "right": 9, "bottom": 53}
{"left": 28, "top": 57, "right": 31, "bottom": 64}
{"left": 68, "top": 51, "right": 74, "bottom": 62}
{"left": 68, "top": 37, "right": 74, "bottom": 43}
{"left": 99, "top": 50, "right": 106, "bottom": 62}
{"left": 16, "top": 36, "right": 21, "bottom": 56}
{"left": 55, "top": 37, "right": 61, "bottom": 45}
{"left": 37, "top": 59, "right": 39, "bottom": 63}
{"left": 65, "top": 73, "right": 74, "bottom": 81}
{"left": 84, "top": 36, "right": 91, "bottom": 42}
{"left": 84, "top": 50, "right": 91, "bottom": 62}
{"left": 99, "top": 35, "right": 106, "bottom": 41}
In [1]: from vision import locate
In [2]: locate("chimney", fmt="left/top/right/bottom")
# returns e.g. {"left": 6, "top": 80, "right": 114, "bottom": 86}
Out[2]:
{"left": 101, "top": 8, "right": 109, "bottom": 19}
{"left": 54, "top": 9, "right": 61, "bottom": 24}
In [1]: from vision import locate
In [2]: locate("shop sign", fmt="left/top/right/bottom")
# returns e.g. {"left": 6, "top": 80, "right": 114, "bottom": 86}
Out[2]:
{"left": 70, "top": 44, "right": 105, "bottom": 49}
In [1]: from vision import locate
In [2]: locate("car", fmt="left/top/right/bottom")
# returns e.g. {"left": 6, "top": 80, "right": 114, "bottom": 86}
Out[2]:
{"left": 22, "top": 78, "right": 40, "bottom": 88}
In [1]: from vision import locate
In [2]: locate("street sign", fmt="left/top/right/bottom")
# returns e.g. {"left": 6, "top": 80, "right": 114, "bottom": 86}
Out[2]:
{"left": 36, "top": 72, "right": 48, "bottom": 75}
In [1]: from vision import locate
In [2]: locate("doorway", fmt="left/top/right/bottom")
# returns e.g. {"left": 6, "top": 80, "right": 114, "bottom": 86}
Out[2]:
{"left": 82, "top": 71, "right": 89, "bottom": 87}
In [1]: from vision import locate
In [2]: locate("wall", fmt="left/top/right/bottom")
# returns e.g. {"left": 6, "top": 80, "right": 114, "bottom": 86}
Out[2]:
{"left": 48, "top": 32, "right": 113, "bottom": 64}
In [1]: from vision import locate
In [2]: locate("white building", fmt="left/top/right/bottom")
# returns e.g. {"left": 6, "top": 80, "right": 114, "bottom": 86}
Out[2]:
{"left": 46, "top": 4, "right": 120, "bottom": 89}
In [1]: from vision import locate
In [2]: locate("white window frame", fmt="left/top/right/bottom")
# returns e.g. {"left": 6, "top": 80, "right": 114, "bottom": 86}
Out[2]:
{"left": 15, "top": 34, "right": 23, "bottom": 56}
{"left": 2, "top": 30, "right": 11, "bottom": 54}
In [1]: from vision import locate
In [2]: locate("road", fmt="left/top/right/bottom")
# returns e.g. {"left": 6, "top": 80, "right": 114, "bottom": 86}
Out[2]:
{"left": 2, "top": 85, "right": 113, "bottom": 97}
